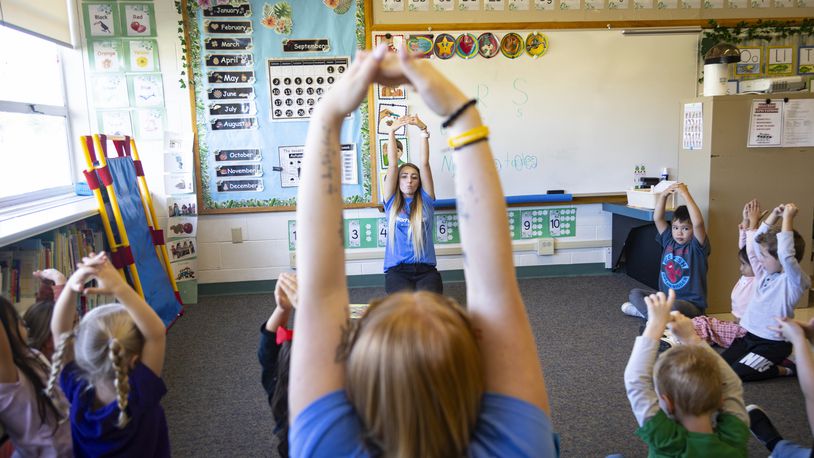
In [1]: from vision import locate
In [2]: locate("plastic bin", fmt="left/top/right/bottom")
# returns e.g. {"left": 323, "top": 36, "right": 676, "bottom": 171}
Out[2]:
{"left": 626, "top": 181, "right": 676, "bottom": 209}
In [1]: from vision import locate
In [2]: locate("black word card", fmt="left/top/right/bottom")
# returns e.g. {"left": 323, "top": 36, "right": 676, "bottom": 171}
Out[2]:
{"left": 205, "top": 53, "right": 254, "bottom": 67}
{"left": 216, "top": 179, "right": 264, "bottom": 192}
{"left": 267, "top": 57, "right": 349, "bottom": 121}
{"left": 208, "top": 70, "right": 255, "bottom": 84}
{"left": 209, "top": 102, "right": 256, "bottom": 116}
{"left": 202, "top": 3, "right": 252, "bottom": 17}
{"left": 210, "top": 117, "right": 257, "bottom": 130}
{"left": 215, "top": 164, "right": 263, "bottom": 177}
{"left": 207, "top": 86, "right": 254, "bottom": 100}
{"left": 204, "top": 20, "right": 252, "bottom": 35}
{"left": 214, "top": 149, "right": 262, "bottom": 162}
{"left": 204, "top": 37, "right": 253, "bottom": 51}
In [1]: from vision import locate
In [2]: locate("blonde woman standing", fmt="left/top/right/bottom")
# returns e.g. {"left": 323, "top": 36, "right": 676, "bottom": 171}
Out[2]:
{"left": 381, "top": 112, "right": 442, "bottom": 294}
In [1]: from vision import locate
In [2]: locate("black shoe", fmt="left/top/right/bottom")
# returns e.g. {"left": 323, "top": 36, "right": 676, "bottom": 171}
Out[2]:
{"left": 747, "top": 404, "right": 782, "bottom": 452}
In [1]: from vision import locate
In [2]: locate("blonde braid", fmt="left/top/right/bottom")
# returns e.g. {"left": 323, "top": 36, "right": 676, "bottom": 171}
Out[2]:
{"left": 109, "top": 339, "right": 131, "bottom": 428}
{"left": 46, "top": 330, "right": 75, "bottom": 399}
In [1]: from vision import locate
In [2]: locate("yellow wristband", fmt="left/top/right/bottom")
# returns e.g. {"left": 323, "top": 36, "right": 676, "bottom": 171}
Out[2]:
{"left": 447, "top": 126, "right": 489, "bottom": 149}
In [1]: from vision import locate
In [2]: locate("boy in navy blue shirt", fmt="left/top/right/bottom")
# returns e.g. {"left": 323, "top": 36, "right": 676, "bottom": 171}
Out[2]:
{"left": 622, "top": 183, "right": 711, "bottom": 319}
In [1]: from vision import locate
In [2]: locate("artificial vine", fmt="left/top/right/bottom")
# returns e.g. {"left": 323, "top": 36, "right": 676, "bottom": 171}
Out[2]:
{"left": 175, "top": 0, "right": 188, "bottom": 89}
{"left": 700, "top": 18, "right": 814, "bottom": 57}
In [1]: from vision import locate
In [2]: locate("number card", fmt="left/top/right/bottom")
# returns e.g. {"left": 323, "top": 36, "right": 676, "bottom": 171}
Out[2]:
{"left": 508, "top": 0, "right": 530, "bottom": 9}
{"left": 343, "top": 219, "right": 379, "bottom": 249}
{"left": 347, "top": 219, "right": 361, "bottom": 247}
{"left": 434, "top": 214, "right": 460, "bottom": 244}
{"left": 383, "top": 0, "right": 405, "bottom": 11}
{"left": 484, "top": 0, "right": 506, "bottom": 10}
{"left": 544, "top": 208, "right": 577, "bottom": 237}
{"left": 535, "top": 0, "right": 555, "bottom": 9}
{"left": 408, "top": 0, "right": 430, "bottom": 11}
{"left": 458, "top": 0, "right": 480, "bottom": 10}
{"left": 288, "top": 220, "right": 297, "bottom": 250}
{"left": 377, "top": 218, "right": 388, "bottom": 247}
{"left": 434, "top": 0, "right": 455, "bottom": 10}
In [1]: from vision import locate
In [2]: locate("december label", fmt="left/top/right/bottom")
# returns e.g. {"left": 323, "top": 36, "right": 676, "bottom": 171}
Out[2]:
{"left": 205, "top": 54, "right": 254, "bottom": 67}
{"left": 210, "top": 117, "right": 257, "bottom": 130}
{"left": 202, "top": 3, "right": 252, "bottom": 17}
{"left": 216, "top": 164, "right": 263, "bottom": 177}
{"left": 204, "top": 37, "right": 253, "bottom": 51}
{"left": 207, "top": 87, "right": 254, "bottom": 100}
{"left": 217, "top": 179, "right": 264, "bottom": 192}
{"left": 214, "top": 149, "right": 262, "bottom": 162}
{"left": 207, "top": 71, "right": 255, "bottom": 84}
{"left": 204, "top": 20, "right": 252, "bottom": 34}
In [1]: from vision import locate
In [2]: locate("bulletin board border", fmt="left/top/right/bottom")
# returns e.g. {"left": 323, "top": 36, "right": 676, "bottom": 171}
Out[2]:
{"left": 181, "top": 0, "right": 376, "bottom": 215}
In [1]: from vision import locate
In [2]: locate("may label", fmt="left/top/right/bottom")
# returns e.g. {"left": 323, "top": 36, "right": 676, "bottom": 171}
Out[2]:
{"left": 207, "top": 71, "right": 255, "bottom": 84}
{"left": 216, "top": 179, "right": 264, "bottom": 192}
{"left": 210, "top": 117, "right": 257, "bottom": 130}
{"left": 207, "top": 86, "right": 255, "bottom": 100}
{"left": 216, "top": 164, "right": 263, "bottom": 177}
{"left": 204, "top": 37, "right": 253, "bottom": 51}
{"left": 202, "top": 3, "right": 252, "bottom": 17}
{"left": 208, "top": 102, "right": 255, "bottom": 116}
{"left": 205, "top": 54, "right": 254, "bottom": 67}
{"left": 282, "top": 39, "right": 331, "bottom": 53}
{"left": 204, "top": 20, "right": 253, "bottom": 34}
{"left": 214, "top": 149, "right": 262, "bottom": 162}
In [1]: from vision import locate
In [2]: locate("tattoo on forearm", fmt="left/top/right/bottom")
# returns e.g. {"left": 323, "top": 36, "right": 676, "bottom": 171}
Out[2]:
{"left": 319, "top": 125, "right": 338, "bottom": 195}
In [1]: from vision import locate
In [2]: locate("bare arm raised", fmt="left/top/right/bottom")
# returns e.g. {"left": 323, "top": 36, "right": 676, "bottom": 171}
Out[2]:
{"left": 409, "top": 114, "right": 435, "bottom": 199}
{"left": 381, "top": 116, "right": 409, "bottom": 203}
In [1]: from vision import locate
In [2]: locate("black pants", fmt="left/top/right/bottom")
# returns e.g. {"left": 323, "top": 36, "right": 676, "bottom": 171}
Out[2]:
{"left": 722, "top": 332, "right": 792, "bottom": 382}
{"left": 384, "top": 263, "right": 443, "bottom": 295}
{"left": 629, "top": 287, "right": 704, "bottom": 318}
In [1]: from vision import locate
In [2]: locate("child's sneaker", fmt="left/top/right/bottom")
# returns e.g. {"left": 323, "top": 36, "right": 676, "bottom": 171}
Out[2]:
{"left": 779, "top": 359, "right": 797, "bottom": 377}
{"left": 658, "top": 333, "right": 678, "bottom": 352}
{"left": 621, "top": 302, "right": 645, "bottom": 318}
{"left": 747, "top": 405, "right": 783, "bottom": 452}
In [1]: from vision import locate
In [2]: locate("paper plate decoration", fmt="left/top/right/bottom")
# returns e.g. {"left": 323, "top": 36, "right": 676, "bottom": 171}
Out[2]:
{"left": 455, "top": 33, "right": 479, "bottom": 59}
{"left": 477, "top": 33, "right": 499, "bottom": 58}
{"left": 406, "top": 34, "right": 434, "bottom": 58}
{"left": 526, "top": 32, "right": 549, "bottom": 58}
{"left": 500, "top": 33, "right": 523, "bottom": 59}
{"left": 434, "top": 33, "right": 456, "bottom": 60}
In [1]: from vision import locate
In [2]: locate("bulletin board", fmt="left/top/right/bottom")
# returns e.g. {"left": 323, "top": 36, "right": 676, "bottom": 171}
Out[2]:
{"left": 181, "top": 0, "right": 374, "bottom": 214}
{"left": 370, "top": 28, "right": 700, "bottom": 199}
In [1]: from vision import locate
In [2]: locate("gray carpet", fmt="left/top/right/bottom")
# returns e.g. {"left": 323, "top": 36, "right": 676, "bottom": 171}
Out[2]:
{"left": 162, "top": 273, "right": 809, "bottom": 457}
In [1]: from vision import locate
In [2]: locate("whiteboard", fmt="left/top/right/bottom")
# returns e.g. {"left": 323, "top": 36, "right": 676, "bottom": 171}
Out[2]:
{"left": 376, "top": 29, "right": 699, "bottom": 200}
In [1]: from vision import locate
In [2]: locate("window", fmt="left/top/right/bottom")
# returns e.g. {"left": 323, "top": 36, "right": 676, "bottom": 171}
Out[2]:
{"left": 0, "top": 25, "right": 76, "bottom": 205}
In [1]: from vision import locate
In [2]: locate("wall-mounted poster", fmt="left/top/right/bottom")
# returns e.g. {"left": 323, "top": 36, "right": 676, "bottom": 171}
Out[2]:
{"left": 182, "top": 0, "right": 371, "bottom": 213}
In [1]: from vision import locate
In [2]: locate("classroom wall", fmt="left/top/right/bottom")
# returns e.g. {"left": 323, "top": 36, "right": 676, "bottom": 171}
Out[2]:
{"left": 97, "top": 0, "right": 615, "bottom": 285}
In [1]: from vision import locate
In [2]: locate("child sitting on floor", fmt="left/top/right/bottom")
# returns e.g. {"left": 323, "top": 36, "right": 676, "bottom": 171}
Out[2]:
{"left": 721, "top": 203, "right": 810, "bottom": 381}
{"left": 624, "top": 289, "right": 749, "bottom": 456}
{"left": 622, "top": 183, "right": 710, "bottom": 319}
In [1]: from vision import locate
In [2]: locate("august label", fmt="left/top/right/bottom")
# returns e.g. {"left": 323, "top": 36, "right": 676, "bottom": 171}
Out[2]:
{"left": 210, "top": 117, "right": 257, "bottom": 130}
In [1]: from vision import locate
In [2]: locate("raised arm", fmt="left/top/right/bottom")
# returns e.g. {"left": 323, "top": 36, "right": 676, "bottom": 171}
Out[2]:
{"left": 290, "top": 47, "right": 384, "bottom": 419}
{"left": 384, "top": 50, "right": 548, "bottom": 412}
{"left": 653, "top": 183, "right": 677, "bottom": 234}
{"left": 772, "top": 317, "right": 814, "bottom": 437}
{"left": 777, "top": 204, "right": 811, "bottom": 305}
{"left": 381, "top": 117, "right": 409, "bottom": 203}
{"left": 51, "top": 254, "right": 105, "bottom": 348}
{"left": 677, "top": 183, "right": 706, "bottom": 244}
{"left": 84, "top": 255, "right": 167, "bottom": 376}
{"left": 409, "top": 114, "right": 435, "bottom": 199}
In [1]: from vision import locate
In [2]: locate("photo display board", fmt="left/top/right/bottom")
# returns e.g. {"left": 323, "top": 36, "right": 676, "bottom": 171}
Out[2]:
{"left": 183, "top": 0, "right": 372, "bottom": 213}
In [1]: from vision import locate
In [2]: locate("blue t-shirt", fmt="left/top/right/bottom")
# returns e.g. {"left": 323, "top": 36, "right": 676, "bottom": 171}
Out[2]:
{"left": 383, "top": 189, "right": 436, "bottom": 270}
{"left": 291, "top": 390, "right": 559, "bottom": 457}
{"left": 656, "top": 229, "right": 711, "bottom": 311}
{"left": 60, "top": 361, "right": 170, "bottom": 458}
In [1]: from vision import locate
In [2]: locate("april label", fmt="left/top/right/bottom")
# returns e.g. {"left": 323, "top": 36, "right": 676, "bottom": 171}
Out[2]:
{"left": 204, "top": 20, "right": 253, "bottom": 34}
{"left": 205, "top": 54, "right": 254, "bottom": 67}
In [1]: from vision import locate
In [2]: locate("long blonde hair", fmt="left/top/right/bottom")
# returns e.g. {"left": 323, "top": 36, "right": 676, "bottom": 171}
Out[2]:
{"left": 387, "top": 163, "right": 426, "bottom": 260}
{"left": 345, "top": 292, "right": 484, "bottom": 458}
{"left": 47, "top": 304, "right": 144, "bottom": 428}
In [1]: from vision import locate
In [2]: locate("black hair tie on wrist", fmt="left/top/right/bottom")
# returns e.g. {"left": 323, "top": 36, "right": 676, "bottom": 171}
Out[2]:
{"left": 442, "top": 98, "right": 477, "bottom": 129}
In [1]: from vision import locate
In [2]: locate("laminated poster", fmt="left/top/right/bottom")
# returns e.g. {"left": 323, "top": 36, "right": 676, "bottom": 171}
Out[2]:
{"left": 135, "top": 109, "right": 165, "bottom": 140}
{"left": 535, "top": 0, "right": 555, "bottom": 9}
{"left": 92, "top": 74, "right": 129, "bottom": 108}
{"left": 458, "top": 0, "right": 481, "bottom": 9}
{"left": 164, "top": 149, "right": 194, "bottom": 174}
{"left": 91, "top": 41, "right": 123, "bottom": 72}
{"left": 508, "top": 0, "right": 530, "bottom": 9}
{"left": 408, "top": 0, "right": 430, "bottom": 10}
{"left": 98, "top": 110, "right": 132, "bottom": 136}
{"left": 131, "top": 74, "right": 164, "bottom": 107}
{"left": 168, "top": 237, "right": 197, "bottom": 262}
{"left": 748, "top": 99, "right": 782, "bottom": 147}
{"left": 128, "top": 40, "right": 159, "bottom": 72}
{"left": 167, "top": 195, "right": 198, "bottom": 216}
{"left": 485, "top": 0, "right": 505, "bottom": 8}
{"left": 682, "top": 102, "right": 703, "bottom": 150}
{"left": 165, "top": 173, "right": 195, "bottom": 195}
{"left": 167, "top": 216, "right": 198, "bottom": 239}
{"left": 121, "top": 3, "right": 156, "bottom": 37}
{"left": 85, "top": 3, "right": 117, "bottom": 37}
{"left": 377, "top": 103, "right": 408, "bottom": 135}
{"left": 171, "top": 260, "right": 197, "bottom": 283}
{"left": 382, "top": 0, "right": 405, "bottom": 11}
{"left": 434, "top": 0, "right": 454, "bottom": 10}
{"left": 164, "top": 131, "right": 193, "bottom": 156}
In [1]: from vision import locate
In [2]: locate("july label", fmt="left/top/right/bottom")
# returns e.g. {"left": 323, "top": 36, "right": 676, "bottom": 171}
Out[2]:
{"left": 215, "top": 164, "right": 263, "bottom": 177}
{"left": 204, "top": 20, "right": 253, "bottom": 34}
{"left": 208, "top": 102, "right": 255, "bottom": 116}
{"left": 216, "top": 179, "right": 264, "bottom": 192}
{"left": 210, "top": 117, "right": 258, "bottom": 130}
{"left": 207, "top": 87, "right": 255, "bottom": 100}
{"left": 214, "top": 149, "right": 262, "bottom": 162}
{"left": 205, "top": 54, "right": 254, "bottom": 67}
{"left": 208, "top": 71, "right": 255, "bottom": 84}
{"left": 205, "top": 37, "right": 253, "bottom": 51}
{"left": 202, "top": 3, "right": 252, "bottom": 16}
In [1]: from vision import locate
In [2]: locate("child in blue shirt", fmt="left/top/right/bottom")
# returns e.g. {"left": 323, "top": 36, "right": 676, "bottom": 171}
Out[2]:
{"left": 622, "top": 183, "right": 710, "bottom": 319}
{"left": 47, "top": 252, "right": 170, "bottom": 457}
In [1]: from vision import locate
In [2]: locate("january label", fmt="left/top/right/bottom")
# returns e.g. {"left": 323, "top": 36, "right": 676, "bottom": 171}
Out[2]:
{"left": 214, "top": 149, "right": 262, "bottom": 162}
{"left": 204, "top": 20, "right": 252, "bottom": 34}
{"left": 215, "top": 164, "right": 263, "bottom": 177}
{"left": 208, "top": 71, "right": 255, "bottom": 84}
{"left": 202, "top": 3, "right": 252, "bottom": 17}
{"left": 204, "top": 37, "right": 253, "bottom": 51}
{"left": 207, "top": 87, "right": 254, "bottom": 100}
{"left": 216, "top": 179, "right": 264, "bottom": 192}
{"left": 205, "top": 54, "right": 254, "bottom": 67}
{"left": 210, "top": 117, "right": 257, "bottom": 130}
{"left": 209, "top": 102, "right": 255, "bottom": 116}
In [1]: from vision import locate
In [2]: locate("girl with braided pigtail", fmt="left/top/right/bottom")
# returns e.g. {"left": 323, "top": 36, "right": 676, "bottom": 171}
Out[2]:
{"left": 48, "top": 252, "right": 170, "bottom": 457}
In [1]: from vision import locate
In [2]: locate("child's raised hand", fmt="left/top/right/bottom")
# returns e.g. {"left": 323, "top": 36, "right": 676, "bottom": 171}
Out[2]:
{"left": 388, "top": 116, "right": 409, "bottom": 133}
{"left": 668, "top": 311, "right": 701, "bottom": 345}
{"left": 782, "top": 202, "right": 798, "bottom": 219}
{"left": 33, "top": 268, "right": 67, "bottom": 286}
{"left": 64, "top": 252, "right": 107, "bottom": 293}
{"left": 644, "top": 289, "right": 675, "bottom": 326}
{"left": 80, "top": 254, "right": 128, "bottom": 296}
{"left": 769, "top": 316, "right": 807, "bottom": 344}
{"left": 274, "top": 272, "right": 298, "bottom": 311}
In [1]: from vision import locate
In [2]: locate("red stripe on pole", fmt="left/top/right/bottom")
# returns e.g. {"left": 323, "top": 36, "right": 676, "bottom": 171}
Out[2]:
{"left": 133, "top": 160, "right": 145, "bottom": 177}
{"left": 111, "top": 246, "right": 135, "bottom": 269}
{"left": 151, "top": 229, "right": 165, "bottom": 245}
{"left": 83, "top": 170, "right": 100, "bottom": 190}
{"left": 98, "top": 166, "right": 113, "bottom": 186}
{"left": 84, "top": 137, "right": 97, "bottom": 163}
